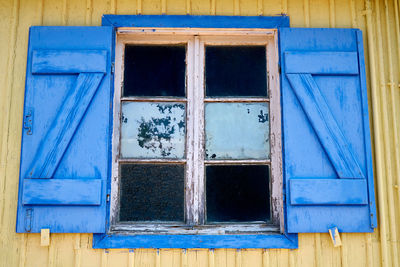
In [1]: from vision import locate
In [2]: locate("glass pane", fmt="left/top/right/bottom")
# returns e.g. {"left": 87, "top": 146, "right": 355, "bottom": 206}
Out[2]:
{"left": 205, "top": 103, "right": 270, "bottom": 160}
{"left": 123, "top": 45, "right": 186, "bottom": 97}
{"left": 206, "top": 165, "right": 270, "bottom": 222}
{"left": 121, "top": 102, "right": 185, "bottom": 159}
{"left": 205, "top": 46, "right": 267, "bottom": 97}
{"left": 119, "top": 164, "right": 184, "bottom": 222}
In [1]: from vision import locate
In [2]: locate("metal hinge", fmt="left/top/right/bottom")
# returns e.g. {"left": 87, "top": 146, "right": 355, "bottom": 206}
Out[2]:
{"left": 23, "top": 108, "right": 33, "bottom": 135}
{"left": 111, "top": 62, "right": 115, "bottom": 74}
{"left": 25, "top": 208, "right": 33, "bottom": 232}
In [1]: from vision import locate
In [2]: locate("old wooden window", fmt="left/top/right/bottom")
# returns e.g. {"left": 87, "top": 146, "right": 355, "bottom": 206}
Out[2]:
{"left": 110, "top": 28, "right": 282, "bottom": 234}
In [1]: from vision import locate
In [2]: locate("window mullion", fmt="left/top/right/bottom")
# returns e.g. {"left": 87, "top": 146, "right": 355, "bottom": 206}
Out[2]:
{"left": 185, "top": 38, "right": 196, "bottom": 225}
{"left": 192, "top": 36, "right": 206, "bottom": 225}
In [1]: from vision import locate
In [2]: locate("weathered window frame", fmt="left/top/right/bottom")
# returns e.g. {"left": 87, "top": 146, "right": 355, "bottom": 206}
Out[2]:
{"left": 110, "top": 28, "right": 283, "bottom": 234}
{"left": 94, "top": 14, "right": 297, "bottom": 249}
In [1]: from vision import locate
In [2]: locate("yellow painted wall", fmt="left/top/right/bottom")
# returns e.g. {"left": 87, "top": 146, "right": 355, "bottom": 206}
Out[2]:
{"left": 0, "top": 0, "right": 399, "bottom": 266}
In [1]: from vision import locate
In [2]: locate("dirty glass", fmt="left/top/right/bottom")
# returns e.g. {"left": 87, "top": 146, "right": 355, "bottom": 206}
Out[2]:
{"left": 205, "top": 46, "right": 267, "bottom": 97}
{"left": 206, "top": 165, "right": 270, "bottom": 222}
{"left": 205, "top": 103, "right": 270, "bottom": 160}
{"left": 121, "top": 102, "right": 186, "bottom": 158}
{"left": 123, "top": 45, "right": 186, "bottom": 97}
{"left": 119, "top": 164, "right": 184, "bottom": 222}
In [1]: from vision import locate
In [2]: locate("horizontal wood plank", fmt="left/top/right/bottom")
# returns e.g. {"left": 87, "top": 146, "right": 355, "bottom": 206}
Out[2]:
{"left": 22, "top": 179, "right": 102, "bottom": 205}
{"left": 290, "top": 178, "right": 368, "bottom": 205}
{"left": 32, "top": 50, "right": 107, "bottom": 73}
{"left": 284, "top": 52, "right": 359, "bottom": 74}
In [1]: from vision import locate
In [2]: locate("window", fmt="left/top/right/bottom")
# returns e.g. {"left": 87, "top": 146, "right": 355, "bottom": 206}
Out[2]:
{"left": 16, "top": 16, "right": 376, "bottom": 249}
{"left": 110, "top": 29, "right": 283, "bottom": 234}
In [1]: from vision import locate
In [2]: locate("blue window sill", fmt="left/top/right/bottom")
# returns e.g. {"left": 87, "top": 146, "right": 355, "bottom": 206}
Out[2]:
{"left": 100, "top": 14, "right": 293, "bottom": 250}
{"left": 93, "top": 233, "right": 298, "bottom": 249}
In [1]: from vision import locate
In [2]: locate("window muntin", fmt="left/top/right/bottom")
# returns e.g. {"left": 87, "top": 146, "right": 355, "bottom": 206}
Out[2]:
{"left": 111, "top": 29, "right": 282, "bottom": 234}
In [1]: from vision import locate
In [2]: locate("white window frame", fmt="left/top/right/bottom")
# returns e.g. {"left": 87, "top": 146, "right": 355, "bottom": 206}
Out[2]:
{"left": 110, "top": 28, "right": 283, "bottom": 234}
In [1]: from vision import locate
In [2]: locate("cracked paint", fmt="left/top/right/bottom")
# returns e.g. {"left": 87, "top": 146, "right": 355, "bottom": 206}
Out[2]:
{"left": 120, "top": 102, "right": 185, "bottom": 158}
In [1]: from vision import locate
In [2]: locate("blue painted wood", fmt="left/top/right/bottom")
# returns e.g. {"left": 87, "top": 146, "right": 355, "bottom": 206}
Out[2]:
{"left": 356, "top": 30, "right": 377, "bottom": 228}
{"left": 290, "top": 179, "right": 368, "bottom": 205}
{"left": 284, "top": 52, "right": 359, "bottom": 74}
{"left": 93, "top": 233, "right": 298, "bottom": 249}
{"left": 286, "top": 73, "right": 364, "bottom": 179}
{"left": 23, "top": 179, "right": 102, "bottom": 205}
{"left": 102, "top": 14, "right": 290, "bottom": 28}
{"left": 32, "top": 50, "right": 107, "bottom": 74}
{"left": 16, "top": 26, "right": 113, "bottom": 233}
{"left": 26, "top": 73, "right": 104, "bottom": 178}
{"left": 280, "top": 28, "right": 376, "bottom": 233}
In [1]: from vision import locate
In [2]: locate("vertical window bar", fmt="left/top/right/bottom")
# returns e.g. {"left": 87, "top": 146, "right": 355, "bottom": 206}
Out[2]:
{"left": 110, "top": 39, "right": 125, "bottom": 226}
{"left": 267, "top": 37, "right": 284, "bottom": 230}
{"left": 185, "top": 38, "right": 195, "bottom": 225}
{"left": 192, "top": 36, "right": 206, "bottom": 225}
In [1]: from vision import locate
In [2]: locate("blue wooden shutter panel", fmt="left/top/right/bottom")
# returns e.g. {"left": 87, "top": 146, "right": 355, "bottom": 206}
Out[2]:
{"left": 280, "top": 28, "right": 377, "bottom": 233}
{"left": 16, "top": 27, "right": 113, "bottom": 233}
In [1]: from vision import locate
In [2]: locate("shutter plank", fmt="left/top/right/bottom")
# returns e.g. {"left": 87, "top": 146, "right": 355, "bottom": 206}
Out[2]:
{"left": 32, "top": 50, "right": 108, "bottom": 74}
{"left": 23, "top": 179, "right": 102, "bottom": 205}
{"left": 290, "top": 179, "right": 368, "bottom": 205}
{"left": 286, "top": 73, "right": 364, "bottom": 179}
{"left": 284, "top": 52, "right": 359, "bottom": 74}
{"left": 27, "top": 73, "right": 104, "bottom": 178}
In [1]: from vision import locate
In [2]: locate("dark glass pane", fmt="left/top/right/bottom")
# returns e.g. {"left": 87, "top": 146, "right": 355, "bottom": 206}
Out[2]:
{"left": 206, "top": 165, "right": 270, "bottom": 222}
{"left": 119, "top": 164, "right": 184, "bottom": 222}
{"left": 123, "top": 45, "right": 186, "bottom": 97}
{"left": 205, "top": 46, "right": 267, "bottom": 97}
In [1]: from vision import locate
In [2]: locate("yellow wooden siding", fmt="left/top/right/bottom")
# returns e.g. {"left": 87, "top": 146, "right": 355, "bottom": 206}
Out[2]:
{"left": 0, "top": 0, "right": 399, "bottom": 266}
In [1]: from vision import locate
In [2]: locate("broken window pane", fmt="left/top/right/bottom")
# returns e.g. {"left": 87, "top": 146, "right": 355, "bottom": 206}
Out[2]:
{"left": 205, "top": 46, "right": 267, "bottom": 97}
{"left": 121, "top": 102, "right": 186, "bottom": 159}
{"left": 123, "top": 45, "right": 186, "bottom": 97}
{"left": 119, "top": 164, "right": 184, "bottom": 222}
{"left": 206, "top": 165, "right": 270, "bottom": 222}
{"left": 205, "top": 103, "right": 270, "bottom": 160}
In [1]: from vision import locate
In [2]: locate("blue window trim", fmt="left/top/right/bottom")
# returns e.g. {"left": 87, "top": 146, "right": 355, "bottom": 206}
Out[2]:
{"left": 93, "top": 233, "right": 298, "bottom": 249}
{"left": 95, "top": 14, "right": 295, "bottom": 249}
{"left": 102, "top": 14, "right": 290, "bottom": 28}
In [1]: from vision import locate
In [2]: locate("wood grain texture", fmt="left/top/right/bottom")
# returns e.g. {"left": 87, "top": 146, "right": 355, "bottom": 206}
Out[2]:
{"left": 0, "top": 0, "right": 399, "bottom": 266}
{"left": 22, "top": 179, "right": 102, "bottom": 205}
{"left": 281, "top": 28, "right": 376, "bottom": 233}
{"left": 284, "top": 51, "right": 359, "bottom": 74}
{"left": 32, "top": 50, "right": 107, "bottom": 73}
{"left": 290, "top": 179, "right": 368, "bottom": 205}
{"left": 26, "top": 73, "right": 104, "bottom": 179}
{"left": 286, "top": 73, "right": 365, "bottom": 179}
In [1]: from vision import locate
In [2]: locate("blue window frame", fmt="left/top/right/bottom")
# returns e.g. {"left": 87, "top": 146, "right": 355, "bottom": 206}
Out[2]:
{"left": 96, "top": 14, "right": 295, "bottom": 249}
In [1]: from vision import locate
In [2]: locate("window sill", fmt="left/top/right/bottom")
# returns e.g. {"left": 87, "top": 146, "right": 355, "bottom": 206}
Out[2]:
{"left": 92, "top": 233, "right": 298, "bottom": 249}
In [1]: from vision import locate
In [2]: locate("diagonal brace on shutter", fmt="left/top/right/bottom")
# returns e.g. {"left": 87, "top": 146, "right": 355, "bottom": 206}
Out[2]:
{"left": 26, "top": 73, "right": 104, "bottom": 178}
{"left": 26, "top": 49, "right": 107, "bottom": 179}
{"left": 286, "top": 73, "right": 364, "bottom": 178}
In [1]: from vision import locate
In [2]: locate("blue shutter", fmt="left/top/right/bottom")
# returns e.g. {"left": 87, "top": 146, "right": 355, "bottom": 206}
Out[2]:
{"left": 16, "top": 26, "right": 113, "bottom": 233}
{"left": 280, "top": 28, "right": 377, "bottom": 233}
